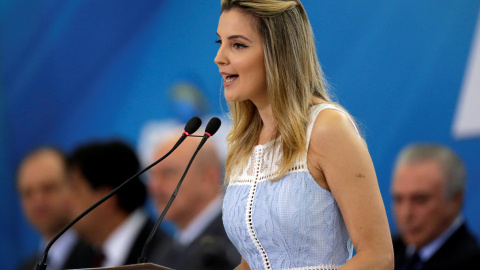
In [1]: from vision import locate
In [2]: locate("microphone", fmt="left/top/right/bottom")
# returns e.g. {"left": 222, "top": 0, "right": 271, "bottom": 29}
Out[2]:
{"left": 35, "top": 116, "right": 202, "bottom": 270}
{"left": 137, "top": 117, "right": 222, "bottom": 263}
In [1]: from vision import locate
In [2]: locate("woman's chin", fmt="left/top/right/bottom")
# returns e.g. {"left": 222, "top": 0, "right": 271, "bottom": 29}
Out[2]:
{"left": 224, "top": 92, "right": 241, "bottom": 103}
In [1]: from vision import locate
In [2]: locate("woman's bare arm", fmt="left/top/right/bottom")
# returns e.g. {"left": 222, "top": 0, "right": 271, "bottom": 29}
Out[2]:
{"left": 308, "top": 109, "right": 394, "bottom": 270}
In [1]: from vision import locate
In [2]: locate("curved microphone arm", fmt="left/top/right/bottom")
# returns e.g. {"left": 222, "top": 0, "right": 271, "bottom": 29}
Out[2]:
{"left": 35, "top": 117, "right": 202, "bottom": 270}
{"left": 137, "top": 117, "right": 221, "bottom": 263}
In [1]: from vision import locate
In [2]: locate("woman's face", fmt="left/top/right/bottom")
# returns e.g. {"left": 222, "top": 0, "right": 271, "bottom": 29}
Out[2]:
{"left": 214, "top": 9, "right": 267, "bottom": 105}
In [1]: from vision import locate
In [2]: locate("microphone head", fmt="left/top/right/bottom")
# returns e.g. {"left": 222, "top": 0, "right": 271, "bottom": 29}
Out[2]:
{"left": 205, "top": 117, "right": 222, "bottom": 137}
{"left": 184, "top": 116, "right": 202, "bottom": 135}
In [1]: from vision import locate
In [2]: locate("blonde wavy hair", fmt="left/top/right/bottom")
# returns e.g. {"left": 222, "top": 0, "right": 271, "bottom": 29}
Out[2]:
{"left": 222, "top": 0, "right": 336, "bottom": 182}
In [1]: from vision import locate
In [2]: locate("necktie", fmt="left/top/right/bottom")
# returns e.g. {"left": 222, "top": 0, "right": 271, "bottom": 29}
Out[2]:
{"left": 403, "top": 251, "right": 423, "bottom": 270}
{"left": 91, "top": 248, "right": 105, "bottom": 268}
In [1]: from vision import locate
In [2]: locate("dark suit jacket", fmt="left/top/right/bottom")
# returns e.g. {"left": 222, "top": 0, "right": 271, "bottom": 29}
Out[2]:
{"left": 123, "top": 218, "right": 172, "bottom": 265}
{"left": 393, "top": 223, "right": 480, "bottom": 270}
{"left": 19, "top": 218, "right": 172, "bottom": 270}
{"left": 17, "top": 238, "right": 94, "bottom": 270}
{"left": 149, "top": 213, "right": 241, "bottom": 270}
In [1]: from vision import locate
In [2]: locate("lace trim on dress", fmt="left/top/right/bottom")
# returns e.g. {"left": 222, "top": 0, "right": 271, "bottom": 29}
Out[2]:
{"left": 245, "top": 146, "right": 272, "bottom": 269}
{"left": 230, "top": 103, "right": 358, "bottom": 187}
{"left": 229, "top": 141, "right": 308, "bottom": 186}
{"left": 239, "top": 144, "right": 312, "bottom": 269}
{"left": 285, "top": 264, "right": 342, "bottom": 270}
{"left": 229, "top": 162, "right": 308, "bottom": 185}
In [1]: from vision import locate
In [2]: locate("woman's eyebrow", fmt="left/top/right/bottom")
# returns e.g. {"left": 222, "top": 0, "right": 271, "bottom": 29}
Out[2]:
{"left": 216, "top": 33, "right": 252, "bottom": 43}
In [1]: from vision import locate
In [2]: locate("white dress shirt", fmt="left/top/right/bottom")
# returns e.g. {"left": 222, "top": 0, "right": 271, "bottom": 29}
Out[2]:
{"left": 406, "top": 214, "right": 464, "bottom": 262}
{"left": 41, "top": 230, "right": 78, "bottom": 270}
{"left": 176, "top": 195, "right": 223, "bottom": 246}
{"left": 101, "top": 209, "right": 149, "bottom": 267}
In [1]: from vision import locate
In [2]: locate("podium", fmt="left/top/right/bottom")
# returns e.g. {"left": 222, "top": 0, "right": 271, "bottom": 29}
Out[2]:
{"left": 72, "top": 263, "right": 174, "bottom": 270}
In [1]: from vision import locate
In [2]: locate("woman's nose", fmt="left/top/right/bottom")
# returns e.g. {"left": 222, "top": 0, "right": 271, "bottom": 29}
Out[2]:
{"left": 214, "top": 46, "right": 228, "bottom": 66}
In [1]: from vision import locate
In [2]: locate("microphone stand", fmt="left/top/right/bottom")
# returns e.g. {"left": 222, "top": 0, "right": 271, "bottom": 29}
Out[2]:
{"left": 35, "top": 117, "right": 202, "bottom": 270}
{"left": 137, "top": 117, "right": 221, "bottom": 263}
{"left": 137, "top": 134, "right": 211, "bottom": 263}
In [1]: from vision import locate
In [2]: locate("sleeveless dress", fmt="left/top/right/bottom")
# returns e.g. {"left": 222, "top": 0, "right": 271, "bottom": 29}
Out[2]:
{"left": 222, "top": 103, "right": 357, "bottom": 270}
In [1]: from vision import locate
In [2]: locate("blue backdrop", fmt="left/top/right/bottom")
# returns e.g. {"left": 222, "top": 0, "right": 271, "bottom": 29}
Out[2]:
{"left": 1, "top": 1, "right": 479, "bottom": 269}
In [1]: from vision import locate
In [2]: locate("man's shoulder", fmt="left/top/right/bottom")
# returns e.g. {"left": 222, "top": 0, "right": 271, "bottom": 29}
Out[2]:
{"left": 124, "top": 216, "right": 173, "bottom": 265}
{"left": 184, "top": 213, "right": 241, "bottom": 270}
{"left": 391, "top": 234, "right": 408, "bottom": 268}
{"left": 201, "top": 212, "right": 227, "bottom": 236}
{"left": 392, "top": 235, "right": 406, "bottom": 253}
{"left": 140, "top": 218, "right": 173, "bottom": 242}
{"left": 423, "top": 223, "right": 480, "bottom": 269}
{"left": 17, "top": 253, "right": 38, "bottom": 270}
{"left": 443, "top": 223, "right": 480, "bottom": 253}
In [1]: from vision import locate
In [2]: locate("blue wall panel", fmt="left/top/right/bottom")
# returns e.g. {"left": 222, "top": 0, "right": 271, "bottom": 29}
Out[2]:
{"left": 1, "top": 1, "right": 479, "bottom": 269}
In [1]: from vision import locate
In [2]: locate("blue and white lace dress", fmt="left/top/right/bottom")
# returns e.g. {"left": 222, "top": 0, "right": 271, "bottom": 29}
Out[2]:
{"left": 222, "top": 103, "right": 355, "bottom": 270}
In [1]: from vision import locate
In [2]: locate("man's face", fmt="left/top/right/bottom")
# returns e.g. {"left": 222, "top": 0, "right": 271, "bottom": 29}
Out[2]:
{"left": 17, "top": 151, "right": 70, "bottom": 238}
{"left": 392, "top": 160, "right": 459, "bottom": 249}
{"left": 148, "top": 137, "right": 208, "bottom": 228}
{"left": 67, "top": 168, "right": 110, "bottom": 243}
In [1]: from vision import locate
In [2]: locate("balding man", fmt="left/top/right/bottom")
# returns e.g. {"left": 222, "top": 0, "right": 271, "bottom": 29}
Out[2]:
{"left": 16, "top": 147, "right": 93, "bottom": 270}
{"left": 391, "top": 143, "right": 480, "bottom": 270}
{"left": 148, "top": 131, "right": 240, "bottom": 270}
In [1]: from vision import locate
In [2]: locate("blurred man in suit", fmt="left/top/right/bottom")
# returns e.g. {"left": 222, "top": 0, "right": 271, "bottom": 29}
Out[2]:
{"left": 67, "top": 140, "right": 171, "bottom": 267}
{"left": 16, "top": 147, "right": 93, "bottom": 270}
{"left": 147, "top": 130, "right": 240, "bottom": 269}
{"left": 391, "top": 143, "right": 480, "bottom": 270}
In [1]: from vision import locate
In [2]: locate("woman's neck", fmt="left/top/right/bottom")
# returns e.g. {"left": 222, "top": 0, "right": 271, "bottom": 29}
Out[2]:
{"left": 256, "top": 103, "right": 276, "bottom": 145}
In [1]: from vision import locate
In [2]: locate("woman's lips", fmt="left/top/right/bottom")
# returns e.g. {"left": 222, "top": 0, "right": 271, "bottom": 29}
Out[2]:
{"left": 223, "top": 75, "right": 238, "bottom": 87}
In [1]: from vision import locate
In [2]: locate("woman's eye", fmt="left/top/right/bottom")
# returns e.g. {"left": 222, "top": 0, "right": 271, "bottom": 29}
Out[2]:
{"left": 215, "top": 39, "right": 222, "bottom": 46}
{"left": 233, "top": 43, "right": 247, "bottom": 49}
